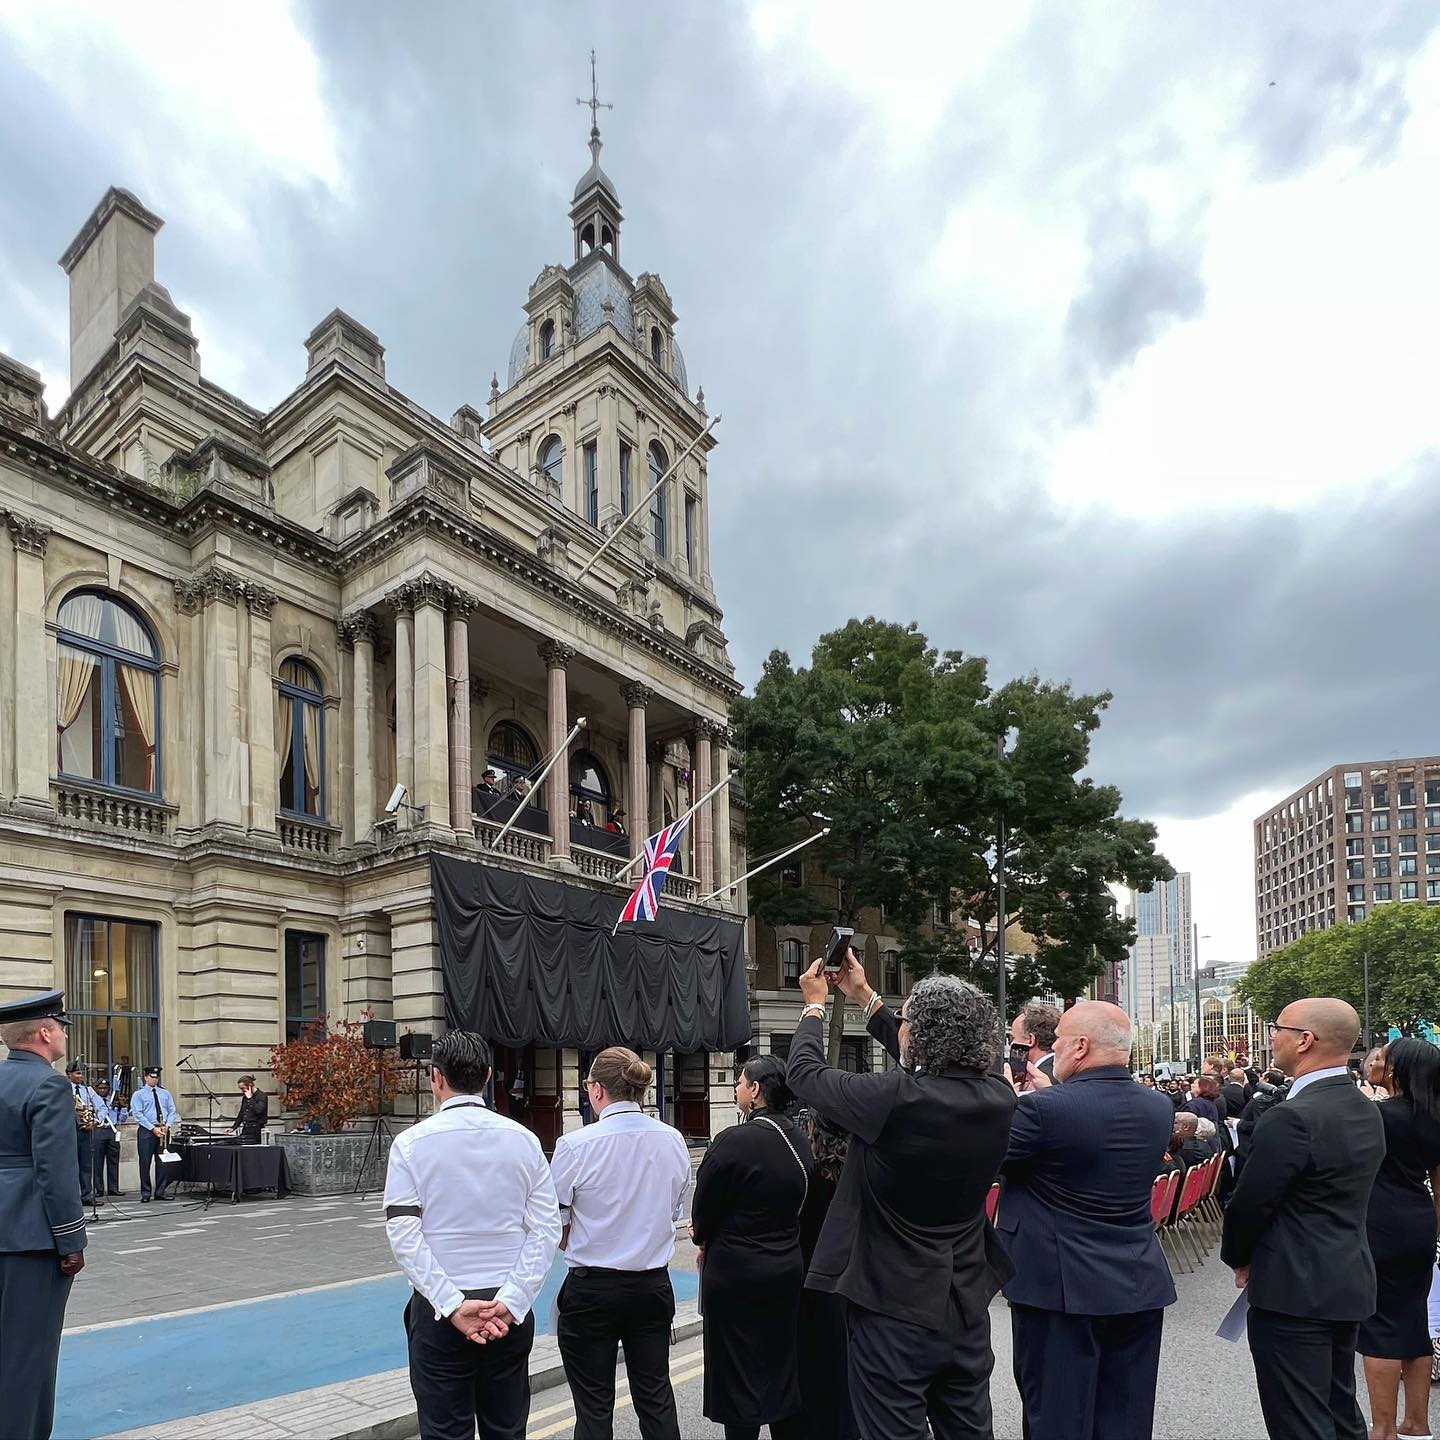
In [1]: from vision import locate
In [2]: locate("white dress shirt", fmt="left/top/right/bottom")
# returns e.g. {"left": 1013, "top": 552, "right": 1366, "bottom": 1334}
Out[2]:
{"left": 549, "top": 1101, "right": 691, "bottom": 1271}
{"left": 384, "top": 1095, "right": 561, "bottom": 1322}
{"left": 1285, "top": 1065, "right": 1351, "bottom": 1098}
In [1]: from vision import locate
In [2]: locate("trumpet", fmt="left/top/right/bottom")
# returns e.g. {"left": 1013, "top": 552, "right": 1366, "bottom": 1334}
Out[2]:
{"left": 73, "top": 1090, "right": 99, "bottom": 1131}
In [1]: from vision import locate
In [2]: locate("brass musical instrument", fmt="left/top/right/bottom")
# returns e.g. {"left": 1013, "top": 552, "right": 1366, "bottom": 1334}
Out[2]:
{"left": 153, "top": 1122, "right": 170, "bottom": 1148}
{"left": 73, "top": 1089, "right": 99, "bottom": 1131}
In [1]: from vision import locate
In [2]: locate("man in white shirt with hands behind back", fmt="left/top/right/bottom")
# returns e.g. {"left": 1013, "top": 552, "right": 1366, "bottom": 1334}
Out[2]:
{"left": 384, "top": 1031, "right": 561, "bottom": 1440}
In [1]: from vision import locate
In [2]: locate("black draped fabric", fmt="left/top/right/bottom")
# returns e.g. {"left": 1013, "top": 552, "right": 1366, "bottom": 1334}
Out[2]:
{"left": 432, "top": 856, "right": 750, "bottom": 1052}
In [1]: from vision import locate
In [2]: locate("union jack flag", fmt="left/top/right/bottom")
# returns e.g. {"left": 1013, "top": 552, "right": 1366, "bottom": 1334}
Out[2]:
{"left": 614, "top": 814, "right": 691, "bottom": 931}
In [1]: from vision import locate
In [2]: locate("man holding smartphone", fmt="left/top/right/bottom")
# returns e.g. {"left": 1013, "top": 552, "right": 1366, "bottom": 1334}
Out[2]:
{"left": 1007, "top": 1002, "right": 1060, "bottom": 1093}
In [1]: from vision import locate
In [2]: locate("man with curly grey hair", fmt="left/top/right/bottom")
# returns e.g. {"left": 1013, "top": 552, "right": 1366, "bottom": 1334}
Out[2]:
{"left": 786, "top": 951, "right": 1016, "bottom": 1440}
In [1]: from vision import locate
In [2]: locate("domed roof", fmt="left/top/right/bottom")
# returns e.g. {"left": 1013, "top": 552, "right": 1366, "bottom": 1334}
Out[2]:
{"left": 506, "top": 323, "right": 530, "bottom": 388}
{"left": 573, "top": 260, "right": 633, "bottom": 341}
{"left": 574, "top": 155, "right": 619, "bottom": 203}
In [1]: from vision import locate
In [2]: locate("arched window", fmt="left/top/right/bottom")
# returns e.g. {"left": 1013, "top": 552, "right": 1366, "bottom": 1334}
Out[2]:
{"left": 650, "top": 327, "right": 662, "bottom": 366}
{"left": 781, "top": 939, "right": 804, "bottom": 989}
{"left": 56, "top": 591, "right": 160, "bottom": 795}
{"left": 648, "top": 442, "right": 668, "bottom": 555}
{"left": 278, "top": 658, "right": 325, "bottom": 818}
{"left": 538, "top": 436, "right": 564, "bottom": 494}
{"left": 569, "top": 749, "right": 610, "bottom": 824}
{"left": 487, "top": 720, "right": 539, "bottom": 792}
{"left": 539, "top": 319, "right": 555, "bottom": 361}
{"left": 601, "top": 224, "right": 615, "bottom": 254}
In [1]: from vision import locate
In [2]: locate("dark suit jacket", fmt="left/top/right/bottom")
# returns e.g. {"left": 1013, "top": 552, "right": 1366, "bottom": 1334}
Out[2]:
{"left": 999, "top": 1065, "right": 1178, "bottom": 1315}
{"left": 1221, "top": 1081, "right": 1248, "bottom": 1118}
{"left": 235, "top": 1090, "right": 268, "bottom": 1138}
{"left": 785, "top": 1008, "right": 1016, "bottom": 1333}
{"left": 1220, "top": 1073, "right": 1384, "bottom": 1320}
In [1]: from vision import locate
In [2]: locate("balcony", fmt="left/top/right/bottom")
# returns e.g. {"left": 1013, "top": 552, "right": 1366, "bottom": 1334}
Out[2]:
{"left": 278, "top": 815, "right": 341, "bottom": 855}
{"left": 52, "top": 781, "right": 176, "bottom": 838}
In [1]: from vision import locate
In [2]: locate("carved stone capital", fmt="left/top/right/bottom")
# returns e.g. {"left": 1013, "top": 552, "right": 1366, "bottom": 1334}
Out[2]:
{"left": 385, "top": 581, "right": 416, "bottom": 615}
{"left": 176, "top": 565, "right": 246, "bottom": 611}
{"left": 173, "top": 578, "right": 204, "bottom": 616}
{"left": 561, "top": 400, "right": 579, "bottom": 417}
{"left": 411, "top": 571, "right": 450, "bottom": 611}
{"left": 469, "top": 675, "right": 488, "bottom": 705}
{"left": 337, "top": 609, "right": 378, "bottom": 650}
{"left": 596, "top": 382, "right": 616, "bottom": 399}
{"left": 6, "top": 512, "right": 50, "bottom": 557}
{"left": 448, "top": 586, "right": 479, "bottom": 619}
{"left": 647, "top": 740, "right": 671, "bottom": 767}
{"left": 621, "top": 681, "right": 654, "bottom": 710}
{"left": 635, "top": 407, "right": 649, "bottom": 423}
{"left": 244, "top": 583, "right": 276, "bottom": 619}
{"left": 538, "top": 639, "right": 576, "bottom": 671}
{"left": 693, "top": 718, "right": 723, "bottom": 744}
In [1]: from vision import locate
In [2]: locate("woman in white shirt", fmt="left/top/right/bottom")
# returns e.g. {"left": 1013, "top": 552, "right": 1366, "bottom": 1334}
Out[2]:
{"left": 550, "top": 1047, "right": 692, "bottom": 1440}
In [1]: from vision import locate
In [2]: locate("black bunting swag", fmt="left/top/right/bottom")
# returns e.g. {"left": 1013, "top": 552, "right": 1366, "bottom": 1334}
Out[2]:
{"left": 432, "top": 856, "right": 751, "bottom": 1052}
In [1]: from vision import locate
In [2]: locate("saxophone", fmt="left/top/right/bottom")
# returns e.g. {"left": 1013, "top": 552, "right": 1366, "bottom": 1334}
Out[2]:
{"left": 74, "top": 1089, "right": 99, "bottom": 1131}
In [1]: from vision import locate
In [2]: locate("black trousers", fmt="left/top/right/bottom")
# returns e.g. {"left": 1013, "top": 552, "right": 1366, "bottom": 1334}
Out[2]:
{"left": 846, "top": 1295, "right": 994, "bottom": 1440}
{"left": 557, "top": 1267, "right": 679, "bottom": 1440}
{"left": 1010, "top": 1303, "right": 1164, "bottom": 1440}
{"left": 74, "top": 1127, "right": 94, "bottom": 1202}
{"left": 0, "top": 1251, "right": 75, "bottom": 1440}
{"left": 405, "top": 1288, "right": 535, "bottom": 1440}
{"left": 1246, "top": 1306, "right": 1366, "bottom": 1440}
{"left": 93, "top": 1129, "right": 121, "bottom": 1194}
{"left": 136, "top": 1128, "right": 169, "bottom": 1198}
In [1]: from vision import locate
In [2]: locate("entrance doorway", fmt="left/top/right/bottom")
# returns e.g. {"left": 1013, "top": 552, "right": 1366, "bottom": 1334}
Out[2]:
{"left": 671, "top": 1051, "right": 710, "bottom": 1141}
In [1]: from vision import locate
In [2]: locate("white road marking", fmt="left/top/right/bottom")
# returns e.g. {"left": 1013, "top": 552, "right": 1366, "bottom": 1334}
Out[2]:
{"left": 296, "top": 1217, "right": 351, "bottom": 1227}
{"left": 113, "top": 1246, "right": 163, "bottom": 1255}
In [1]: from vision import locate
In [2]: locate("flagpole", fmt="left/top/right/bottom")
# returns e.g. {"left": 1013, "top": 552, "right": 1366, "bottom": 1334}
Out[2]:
{"left": 487, "top": 716, "right": 587, "bottom": 852}
{"left": 574, "top": 415, "right": 721, "bottom": 582}
{"left": 698, "top": 827, "right": 829, "bottom": 902}
{"left": 613, "top": 771, "right": 733, "bottom": 883}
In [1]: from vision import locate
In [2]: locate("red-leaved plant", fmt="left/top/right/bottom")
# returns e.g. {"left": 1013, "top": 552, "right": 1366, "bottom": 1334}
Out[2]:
{"left": 268, "top": 1011, "right": 401, "bottom": 1133}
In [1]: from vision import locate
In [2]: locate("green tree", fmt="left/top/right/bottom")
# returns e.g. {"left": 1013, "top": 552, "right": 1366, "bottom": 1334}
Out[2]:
{"left": 1236, "top": 904, "right": 1440, "bottom": 1036}
{"left": 736, "top": 618, "right": 1172, "bottom": 1056}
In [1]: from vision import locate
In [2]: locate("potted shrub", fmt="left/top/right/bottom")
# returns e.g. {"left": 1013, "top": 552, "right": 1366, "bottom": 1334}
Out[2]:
{"left": 269, "top": 1013, "right": 402, "bottom": 1194}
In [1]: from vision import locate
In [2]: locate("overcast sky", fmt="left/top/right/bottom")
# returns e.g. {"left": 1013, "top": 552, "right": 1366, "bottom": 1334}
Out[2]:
{"left": 3, "top": 1, "right": 1439, "bottom": 968}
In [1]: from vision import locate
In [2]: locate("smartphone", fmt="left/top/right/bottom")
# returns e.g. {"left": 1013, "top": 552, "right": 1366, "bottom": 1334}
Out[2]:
{"left": 823, "top": 926, "right": 855, "bottom": 974}
{"left": 1008, "top": 1042, "right": 1031, "bottom": 1079}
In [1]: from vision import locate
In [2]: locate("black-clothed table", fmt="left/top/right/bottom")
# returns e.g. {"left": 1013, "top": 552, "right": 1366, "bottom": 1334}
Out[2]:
{"left": 785, "top": 1007, "right": 1016, "bottom": 1440}
{"left": 556, "top": 1267, "right": 679, "bottom": 1440}
{"left": 1222, "top": 1074, "right": 1385, "bottom": 1440}
{"left": 1359, "top": 1099, "right": 1440, "bottom": 1359}
{"left": 405, "top": 1287, "right": 534, "bottom": 1440}
{"left": 179, "top": 1141, "right": 287, "bottom": 1200}
{"left": 691, "top": 1110, "right": 811, "bottom": 1430}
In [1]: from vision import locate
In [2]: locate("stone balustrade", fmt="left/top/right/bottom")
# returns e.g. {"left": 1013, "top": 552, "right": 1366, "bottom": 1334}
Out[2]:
{"left": 52, "top": 781, "right": 175, "bottom": 838}
{"left": 277, "top": 815, "right": 340, "bottom": 855}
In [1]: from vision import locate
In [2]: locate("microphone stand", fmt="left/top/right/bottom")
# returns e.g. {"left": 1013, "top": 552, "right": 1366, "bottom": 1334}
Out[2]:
{"left": 178, "top": 1057, "right": 223, "bottom": 1212}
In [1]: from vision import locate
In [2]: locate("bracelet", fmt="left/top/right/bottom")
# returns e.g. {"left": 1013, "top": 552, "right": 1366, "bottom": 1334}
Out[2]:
{"left": 800, "top": 1003, "right": 826, "bottom": 1021}
{"left": 862, "top": 991, "right": 883, "bottom": 1018}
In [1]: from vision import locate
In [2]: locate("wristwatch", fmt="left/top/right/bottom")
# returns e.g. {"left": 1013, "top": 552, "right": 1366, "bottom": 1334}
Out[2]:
{"left": 800, "top": 1003, "right": 826, "bottom": 1022}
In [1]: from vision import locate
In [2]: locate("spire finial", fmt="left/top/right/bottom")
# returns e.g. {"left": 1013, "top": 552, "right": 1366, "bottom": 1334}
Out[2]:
{"left": 576, "top": 49, "right": 612, "bottom": 162}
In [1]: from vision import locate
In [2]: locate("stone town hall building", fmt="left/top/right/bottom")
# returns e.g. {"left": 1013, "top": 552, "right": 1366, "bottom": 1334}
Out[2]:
{"left": 0, "top": 122, "right": 751, "bottom": 1143}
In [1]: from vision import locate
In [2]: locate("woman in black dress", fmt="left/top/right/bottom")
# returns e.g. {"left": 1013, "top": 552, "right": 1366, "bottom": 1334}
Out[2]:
{"left": 1359, "top": 1038, "right": 1440, "bottom": 1440}
{"left": 691, "top": 1056, "right": 812, "bottom": 1440}
{"left": 796, "top": 1111, "right": 858, "bottom": 1440}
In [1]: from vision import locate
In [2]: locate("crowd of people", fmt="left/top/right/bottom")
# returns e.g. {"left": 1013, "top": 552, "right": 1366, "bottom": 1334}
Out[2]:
{"left": 4, "top": 965, "right": 1439, "bottom": 1440}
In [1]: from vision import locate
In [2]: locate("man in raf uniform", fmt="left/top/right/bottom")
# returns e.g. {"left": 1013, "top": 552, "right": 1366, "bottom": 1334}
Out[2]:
{"left": 0, "top": 990, "right": 88, "bottom": 1440}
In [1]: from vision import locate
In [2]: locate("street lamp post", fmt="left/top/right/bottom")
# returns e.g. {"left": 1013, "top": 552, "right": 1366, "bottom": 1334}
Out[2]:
{"left": 994, "top": 728, "right": 1018, "bottom": 1031}
{"left": 1194, "top": 932, "right": 1213, "bottom": 1068}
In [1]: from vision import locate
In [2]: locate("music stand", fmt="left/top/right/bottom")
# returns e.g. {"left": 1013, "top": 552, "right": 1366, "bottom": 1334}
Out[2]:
{"left": 352, "top": 1052, "right": 393, "bottom": 1198}
{"left": 179, "top": 1057, "right": 224, "bottom": 1212}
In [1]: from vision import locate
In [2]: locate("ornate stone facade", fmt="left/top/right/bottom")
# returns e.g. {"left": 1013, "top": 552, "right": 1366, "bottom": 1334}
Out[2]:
{"left": 0, "top": 127, "right": 744, "bottom": 1144}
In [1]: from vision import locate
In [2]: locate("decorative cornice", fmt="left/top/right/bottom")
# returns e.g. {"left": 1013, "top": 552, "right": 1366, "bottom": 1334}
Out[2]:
{"left": 538, "top": 639, "right": 576, "bottom": 670}
{"left": 6, "top": 511, "right": 50, "bottom": 556}
{"left": 621, "top": 681, "right": 654, "bottom": 710}
{"left": 337, "top": 609, "right": 379, "bottom": 650}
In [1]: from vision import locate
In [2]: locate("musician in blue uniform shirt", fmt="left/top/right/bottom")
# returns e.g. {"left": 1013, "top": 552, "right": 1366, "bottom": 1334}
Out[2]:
{"left": 64, "top": 1059, "right": 108, "bottom": 1206}
{"left": 0, "top": 989, "right": 87, "bottom": 1440}
{"left": 132, "top": 1065, "right": 180, "bottom": 1202}
{"left": 92, "top": 1076, "right": 128, "bottom": 1197}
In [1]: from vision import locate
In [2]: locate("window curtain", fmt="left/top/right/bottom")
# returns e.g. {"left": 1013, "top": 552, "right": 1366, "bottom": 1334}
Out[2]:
{"left": 301, "top": 700, "right": 322, "bottom": 815}
{"left": 278, "top": 693, "right": 295, "bottom": 807}
{"left": 117, "top": 665, "right": 158, "bottom": 790}
{"left": 56, "top": 596, "right": 104, "bottom": 768}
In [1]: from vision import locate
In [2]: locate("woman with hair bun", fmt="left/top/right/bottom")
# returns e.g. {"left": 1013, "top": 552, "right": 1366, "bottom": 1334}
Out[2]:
{"left": 690, "top": 1054, "right": 813, "bottom": 1439}
{"left": 549, "top": 1046, "right": 692, "bottom": 1440}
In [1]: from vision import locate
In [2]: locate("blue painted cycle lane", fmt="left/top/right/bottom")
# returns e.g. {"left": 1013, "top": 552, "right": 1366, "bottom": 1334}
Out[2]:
{"left": 55, "top": 1261, "right": 700, "bottom": 1440}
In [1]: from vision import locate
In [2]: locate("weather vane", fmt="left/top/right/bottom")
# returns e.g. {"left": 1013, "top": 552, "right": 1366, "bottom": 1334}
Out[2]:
{"left": 576, "top": 49, "right": 612, "bottom": 138}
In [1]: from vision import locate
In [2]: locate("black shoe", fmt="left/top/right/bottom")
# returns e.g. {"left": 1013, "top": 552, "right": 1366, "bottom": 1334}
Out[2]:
{"left": 141, "top": 1195, "right": 151, "bottom": 1203}
{"left": 109, "top": 1190, "right": 127, "bottom": 1197}
{"left": 153, "top": 1193, "right": 171, "bottom": 1201}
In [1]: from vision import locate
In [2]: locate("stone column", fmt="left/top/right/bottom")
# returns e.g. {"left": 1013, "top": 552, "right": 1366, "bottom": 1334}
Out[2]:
{"left": 340, "top": 610, "right": 378, "bottom": 839}
{"left": 411, "top": 575, "right": 451, "bottom": 824}
{"left": 692, "top": 721, "right": 715, "bottom": 893}
{"left": 648, "top": 741, "right": 667, "bottom": 835}
{"left": 446, "top": 590, "right": 476, "bottom": 833}
{"left": 193, "top": 567, "right": 246, "bottom": 829}
{"left": 539, "top": 640, "right": 575, "bottom": 862}
{"left": 244, "top": 585, "right": 277, "bottom": 833}
{"left": 387, "top": 584, "right": 415, "bottom": 801}
{"left": 713, "top": 724, "right": 733, "bottom": 906}
{"left": 622, "top": 682, "right": 651, "bottom": 859}
{"left": 7, "top": 514, "right": 50, "bottom": 807}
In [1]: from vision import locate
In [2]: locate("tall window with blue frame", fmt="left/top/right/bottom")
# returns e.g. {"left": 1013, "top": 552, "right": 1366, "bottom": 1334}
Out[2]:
{"left": 619, "top": 441, "right": 632, "bottom": 515}
{"left": 285, "top": 932, "right": 326, "bottom": 1041}
{"left": 278, "top": 658, "right": 325, "bottom": 818}
{"left": 648, "top": 442, "right": 668, "bottom": 555}
{"left": 55, "top": 591, "right": 161, "bottom": 795}
{"left": 64, "top": 915, "right": 159, "bottom": 1095}
{"left": 584, "top": 441, "right": 599, "bottom": 526}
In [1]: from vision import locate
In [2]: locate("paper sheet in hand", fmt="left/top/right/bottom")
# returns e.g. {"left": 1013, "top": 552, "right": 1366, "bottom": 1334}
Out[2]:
{"left": 159, "top": 1149, "right": 181, "bottom": 1163}
{"left": 1216, "top": 1286, "right": 1250, "bottom": 1342}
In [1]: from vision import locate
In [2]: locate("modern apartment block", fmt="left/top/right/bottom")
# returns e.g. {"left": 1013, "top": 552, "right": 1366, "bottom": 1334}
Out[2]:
{"left": 1254, "top": 759, "right": 1440, "bottom": 957}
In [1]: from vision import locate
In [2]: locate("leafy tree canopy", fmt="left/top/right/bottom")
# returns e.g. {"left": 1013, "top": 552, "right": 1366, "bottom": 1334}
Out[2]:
{"left": 735, "top": 617, "right": 1172, "bottom": 1016}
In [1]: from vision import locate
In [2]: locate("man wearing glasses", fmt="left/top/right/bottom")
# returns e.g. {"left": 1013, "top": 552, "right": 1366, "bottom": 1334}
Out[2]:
{"left": 1222, "top": 1000, "right": 1384, "bottom": 1440}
